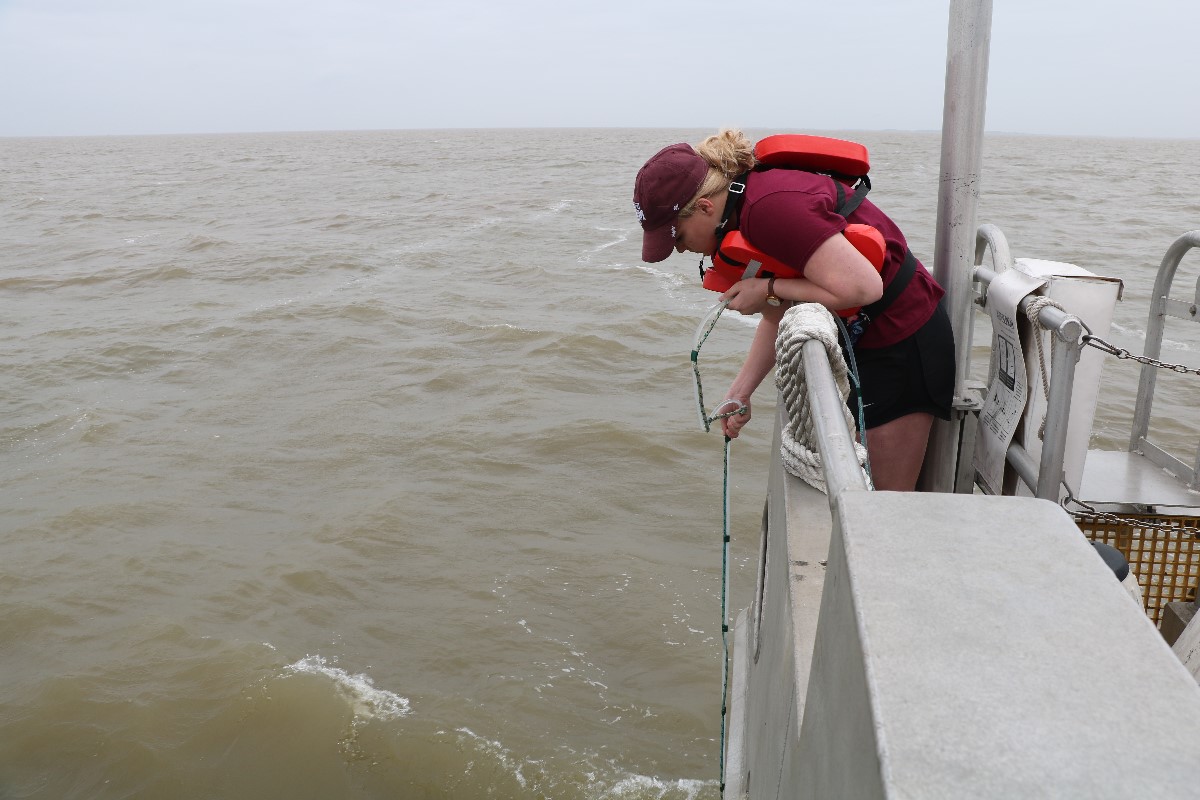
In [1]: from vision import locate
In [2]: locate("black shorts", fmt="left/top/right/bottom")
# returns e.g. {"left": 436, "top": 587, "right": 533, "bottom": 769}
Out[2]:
{"left": 846, "top": 301, "right": 955, "bottom": 430}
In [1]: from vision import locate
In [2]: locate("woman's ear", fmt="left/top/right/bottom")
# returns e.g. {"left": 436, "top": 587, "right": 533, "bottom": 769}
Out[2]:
{"left": 694, "top": 197, "right": 715, "bottom": 216}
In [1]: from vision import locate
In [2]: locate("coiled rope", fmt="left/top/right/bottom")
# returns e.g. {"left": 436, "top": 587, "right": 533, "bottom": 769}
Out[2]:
{"left": 775, "top": 304, "right": 873, "bottom": 492}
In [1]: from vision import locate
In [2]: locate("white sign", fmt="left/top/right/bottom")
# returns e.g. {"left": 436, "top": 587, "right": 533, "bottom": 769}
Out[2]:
{"left": 973, "top": 269, "right": 1046, "bottom": 495}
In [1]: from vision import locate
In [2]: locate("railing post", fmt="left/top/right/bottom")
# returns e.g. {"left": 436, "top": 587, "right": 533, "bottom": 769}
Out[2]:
{"left": 921, "top": 0, "right": 993, "bottom": 493}
{"left": 1035, "top": 320, "right": 1083, "bottom": 500}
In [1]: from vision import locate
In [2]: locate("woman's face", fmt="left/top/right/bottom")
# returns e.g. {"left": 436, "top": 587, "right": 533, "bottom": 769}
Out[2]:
{"left": 673, "top": 197, "right": 721, "bottom": 256}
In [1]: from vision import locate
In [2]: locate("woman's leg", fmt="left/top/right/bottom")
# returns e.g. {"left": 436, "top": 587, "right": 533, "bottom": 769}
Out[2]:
{"left": 865, "top": 411, "right": 934, "bottom": 491}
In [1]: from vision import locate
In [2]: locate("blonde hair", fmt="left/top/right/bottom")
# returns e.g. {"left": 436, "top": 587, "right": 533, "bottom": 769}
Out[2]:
{"left": 678, "top": 129, "right": 757, "bottom": 218}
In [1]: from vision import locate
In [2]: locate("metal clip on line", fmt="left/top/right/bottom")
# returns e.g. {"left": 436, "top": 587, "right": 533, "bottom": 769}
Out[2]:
{"left": 711, "top": 398, "right": 748, "bottom": 422}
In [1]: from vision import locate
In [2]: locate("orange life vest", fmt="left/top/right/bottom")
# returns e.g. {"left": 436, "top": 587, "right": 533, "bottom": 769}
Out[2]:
{"left": 701, "top": 134, "right": 887, "bottom": 318}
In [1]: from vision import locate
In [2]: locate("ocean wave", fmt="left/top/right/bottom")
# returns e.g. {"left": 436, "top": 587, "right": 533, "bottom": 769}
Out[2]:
{"left": 598, "top": 774, "right": 714, "bottom": 800}
{"left": 284, "top": 655, "right": 411, "bottom": 721}
{"left": 451, "top": 727, "right": 718, "bottom": 799}
{"left": 1108, "top": 321, "right": 1199, "bottom": 353}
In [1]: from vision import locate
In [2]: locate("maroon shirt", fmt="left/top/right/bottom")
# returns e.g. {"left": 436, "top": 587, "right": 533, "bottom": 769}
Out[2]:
{"left": 738, "top": 169, "right": 943, "bottom": 348}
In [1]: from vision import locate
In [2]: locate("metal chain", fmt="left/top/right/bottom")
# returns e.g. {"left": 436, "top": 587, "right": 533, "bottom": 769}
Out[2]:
{"left": 1082, "top": 334, "right": 1200, "bottom": 376}
{"left": 1061, "top": 492, "right": 1200, "bottom": 538}
{"left": 1065, "top": 332, "right": 1200, "bottom": 535}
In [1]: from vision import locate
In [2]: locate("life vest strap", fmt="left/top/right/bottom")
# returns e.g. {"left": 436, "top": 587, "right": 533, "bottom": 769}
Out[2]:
{"left": 715, "top": 171, "right": 750, "bottom": 235}
{"left": 834, "top": 176, "right": 872, "bottom": 218}
{"left": 719, "top": 165, "right": 872, "bottom": 243}
{"left": 859, "top": 248, "right": 918, "bottom": 325}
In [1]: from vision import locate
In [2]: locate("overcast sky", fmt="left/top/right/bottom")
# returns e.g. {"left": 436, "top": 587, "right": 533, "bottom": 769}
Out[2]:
{"left": 1, "top": 0, "right": 1195, "bottom": 139}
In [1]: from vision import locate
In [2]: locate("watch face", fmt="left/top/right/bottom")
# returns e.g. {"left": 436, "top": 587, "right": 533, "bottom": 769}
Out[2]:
{"left": 767, "top": 297, "right": 781, "bottom": 307}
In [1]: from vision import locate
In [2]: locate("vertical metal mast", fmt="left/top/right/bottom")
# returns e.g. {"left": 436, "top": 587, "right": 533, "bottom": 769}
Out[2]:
{"left": 920, "top": 0, "right": 993, "bottom": 492}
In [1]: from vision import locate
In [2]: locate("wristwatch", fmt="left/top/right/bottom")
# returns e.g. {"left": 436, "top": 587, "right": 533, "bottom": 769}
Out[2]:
{"left": 765, "top": 277, "right": 781, "bottom": 307}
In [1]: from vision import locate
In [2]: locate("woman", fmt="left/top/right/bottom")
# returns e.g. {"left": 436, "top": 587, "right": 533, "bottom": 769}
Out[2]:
{"left": 632, "top": 129, "right": 954, "bottom": 491}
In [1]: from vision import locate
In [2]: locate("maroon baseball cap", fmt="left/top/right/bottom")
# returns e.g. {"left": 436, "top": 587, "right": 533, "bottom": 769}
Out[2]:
{"left": 632, "top": 143, "right": 708, "bottom": 263}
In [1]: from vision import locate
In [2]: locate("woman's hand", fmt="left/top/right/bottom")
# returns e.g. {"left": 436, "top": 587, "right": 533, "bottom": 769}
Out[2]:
{"left": 719, "top": 232, "right": 884, "bottom": 316}
{"left": 721, "top": 398, "right": 752, "bottom": 439}
{"left": 720, "top": 278, "right": 770, "bottom": 315}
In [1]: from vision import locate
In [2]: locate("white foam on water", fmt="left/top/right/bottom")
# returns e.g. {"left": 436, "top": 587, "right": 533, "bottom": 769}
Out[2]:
{"left": 577, "top": 229, "right": 630, "bottom": 263}
{"left": 285, "top": 654, "right": 411, "bottom": 720}
{"left": 531, "top": 199, "right": 573, "bottom": 221}
{"left": 598, "top": 259, "right": 757, "bottom": 323}
{"left": 453, "top": 728, "right": 715, "bottom": 798}
{"left": 1106, "top": 320, "right": 1197, "bottom": 353}
{"left": 464, "top": 215, "right": 505, "bottom": 232}
{"left": 598, "top": 773, "right": 713, "bottom": 799}
{"left": 454, "top": 727, "right": 532, "bottom": 789}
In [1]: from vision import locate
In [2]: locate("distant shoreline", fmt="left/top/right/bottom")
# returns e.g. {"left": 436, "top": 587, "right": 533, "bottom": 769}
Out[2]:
{"left": 3, "top": 126, "right": 1197, "bottom": 143}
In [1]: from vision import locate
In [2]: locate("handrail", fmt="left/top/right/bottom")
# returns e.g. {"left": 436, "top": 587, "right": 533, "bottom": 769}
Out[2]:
{"left": 1130, "top": 230, "right": 1200, "bottom": 491}
{"left": 974, "top": 223, "right": 1016, "bottom": 275}
{"left": 800, "top": 338, "right": 869, "bottom": 500}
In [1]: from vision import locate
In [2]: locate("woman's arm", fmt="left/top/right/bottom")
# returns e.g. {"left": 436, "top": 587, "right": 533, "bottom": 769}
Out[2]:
{"left": 721, "top": 306, "right": 785, "bottom": 438}
{"left": 717, "top": 229, "right": 883, "bottom": 437}
{"left": 721, "top": 232, "right": 884, "bottom": 316}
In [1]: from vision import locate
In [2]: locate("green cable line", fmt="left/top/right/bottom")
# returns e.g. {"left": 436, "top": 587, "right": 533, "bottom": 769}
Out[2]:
{"left": 834, "top": 314, "right": 872, "bottom": 481}
{"left": 696, "top": 306, "right": 871, "bottom": 792}
{"left": 690, "top": 300, "right": 741, "bottom": 792}
{"left": 718, "top": 433, "right": 732, "bottom": 794}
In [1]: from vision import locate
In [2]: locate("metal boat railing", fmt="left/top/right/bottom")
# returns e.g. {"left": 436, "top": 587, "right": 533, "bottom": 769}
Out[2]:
{"left": 799, "top": 338, "right": 869, "bottom": 499}
{"left": 969, "top": 227, "right": 1200, "bottom": 503}
{"left": 728, "top": 309, "right": 1200, "bottom": 798}
{"left": 797, "top": 224, "right": 1090, "bottom": 505}
{"left": 1129, "top": 231, "right": 1200, "bottom": 491}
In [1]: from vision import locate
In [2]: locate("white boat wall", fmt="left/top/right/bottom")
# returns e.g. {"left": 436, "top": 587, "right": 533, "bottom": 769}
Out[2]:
{"left": 721, "top": 2, "right": 1200, "bottom": 798}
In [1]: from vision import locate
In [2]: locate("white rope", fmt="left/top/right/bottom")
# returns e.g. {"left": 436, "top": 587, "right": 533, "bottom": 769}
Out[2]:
{"left": 1024, "top": 295, "right": 1066, "bottom": 440}
{"left": 774, "top": 304, "right": 871, "bottom": 493}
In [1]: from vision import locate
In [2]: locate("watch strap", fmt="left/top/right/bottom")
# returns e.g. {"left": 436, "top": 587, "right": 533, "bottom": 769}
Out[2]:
{"left": 766, "top": 277, "right": 780, "bottom": 305}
